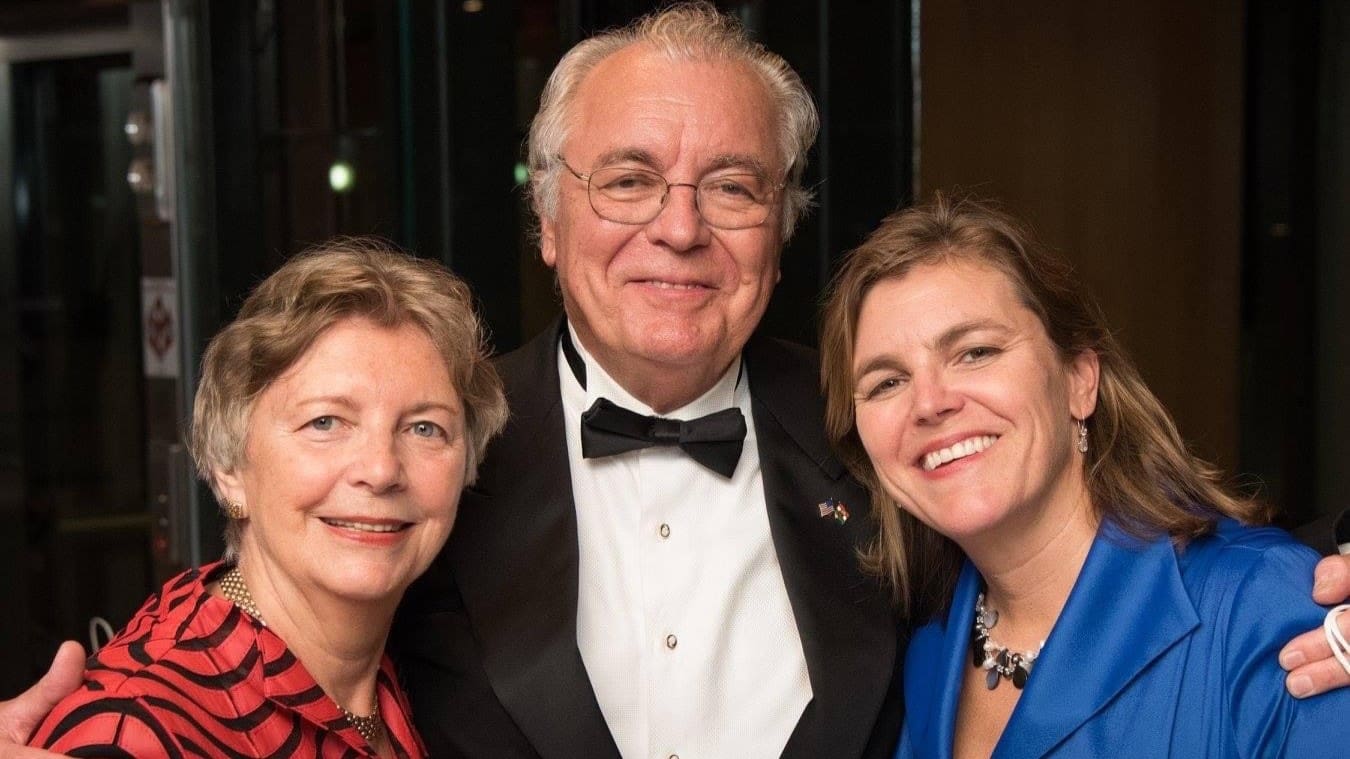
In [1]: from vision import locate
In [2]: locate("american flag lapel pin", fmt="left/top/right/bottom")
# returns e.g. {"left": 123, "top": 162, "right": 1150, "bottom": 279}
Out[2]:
{"left": 817, "top": 497, "right": 850, "bottom": 525}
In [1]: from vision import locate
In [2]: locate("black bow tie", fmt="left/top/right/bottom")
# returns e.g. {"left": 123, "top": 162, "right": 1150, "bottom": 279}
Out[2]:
{"left": 580, "top": 398, "right": 746, "bottom": 478}
{"left": 558, "top": 323, "right": 746, "bottom": 477}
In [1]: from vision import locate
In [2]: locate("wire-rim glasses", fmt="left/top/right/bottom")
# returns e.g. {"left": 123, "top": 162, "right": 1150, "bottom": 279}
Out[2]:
{"left": 557, "top": 157, "right": 784, "bottom": 230}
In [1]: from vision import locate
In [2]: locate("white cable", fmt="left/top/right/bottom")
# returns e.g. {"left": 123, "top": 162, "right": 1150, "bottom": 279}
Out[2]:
{"left": 88, "top": 616, "right": 115, "bottom": 653}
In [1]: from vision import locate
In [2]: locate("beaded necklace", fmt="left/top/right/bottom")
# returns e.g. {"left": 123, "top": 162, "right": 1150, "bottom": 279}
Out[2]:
{"left": 971, "top": 592, "right": 1045, "bottom": 690}
{"left": 218, "top": 566, "right": 386, "bottom": 746}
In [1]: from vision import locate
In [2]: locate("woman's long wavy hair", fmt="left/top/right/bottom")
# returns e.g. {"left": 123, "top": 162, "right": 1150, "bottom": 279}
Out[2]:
{"left": 820, "top": 194, "right": 1268, "bottom": 620}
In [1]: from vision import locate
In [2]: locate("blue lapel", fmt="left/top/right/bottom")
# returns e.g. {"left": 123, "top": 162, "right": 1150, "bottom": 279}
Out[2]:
{"left": 910, "top": 561, "right": 982, "bottom": 759}
{"left": 997, "top": 523, "right": 1200, "bottom": 758}
{"left": 910, "top": 522, "right": 1201, "bottom": 759}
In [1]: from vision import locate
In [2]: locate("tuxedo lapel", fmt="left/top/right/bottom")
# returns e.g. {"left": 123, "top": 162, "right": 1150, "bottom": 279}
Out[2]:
{"left": 448, "top": 323, "right": 620, "bottom": 758}
{"left": 745, "top": 336, "right": 902, "bottom": 759}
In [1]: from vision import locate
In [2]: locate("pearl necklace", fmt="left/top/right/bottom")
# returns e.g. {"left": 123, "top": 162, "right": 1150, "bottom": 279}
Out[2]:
{"left": 972, "top": 592, "right": 1045, "bottom": 690}
{"left": 217, "top": 566, "right": 386, "bottom": 746}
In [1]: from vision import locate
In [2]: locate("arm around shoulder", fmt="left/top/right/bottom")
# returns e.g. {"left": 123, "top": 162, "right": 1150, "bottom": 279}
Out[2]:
{"left": 1277, "top": 513, "right": 1350, "bottom": 698}
{"left": 28, "top": 695, "right": 185, "bottom": 759}
{"left": 0, "top": 641, "right": 84, "bottom": 759}
{"left": 1223, "top": 541, "right": 1350, "bottom": 756}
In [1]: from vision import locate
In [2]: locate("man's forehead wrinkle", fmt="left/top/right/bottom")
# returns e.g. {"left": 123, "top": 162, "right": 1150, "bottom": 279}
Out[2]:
{"left": 575, "top": 94, "right": 775, "bottom": 176}
{"left": 592, "top": 148, "right": 660, "bottom": 169}
{"left": 704, "top": 153, "right": 771, "bottom": 176}
{"left": 588, "top": 148, "right": 769, "bottom": 178}
{"left": 564, "top": 42, "right": 782, "bottom": 184}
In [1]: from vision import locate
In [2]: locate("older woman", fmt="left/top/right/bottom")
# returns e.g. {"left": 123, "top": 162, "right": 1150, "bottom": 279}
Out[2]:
{"left": 821, "top": 196, "right": 1350, "bottom": 757}
{"left": 27, "top": 238, "right": 507, "bottom": 757}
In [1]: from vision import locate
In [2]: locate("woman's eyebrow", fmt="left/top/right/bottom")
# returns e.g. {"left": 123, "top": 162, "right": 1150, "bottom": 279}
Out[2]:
{"left": 294, "top": 394, "right": 358, "bottom": 410}
{"left": 931, "top": 319, "right": 1010, "bottom": 352}
{"left": 405, "top": 401, "right": 462, "bottom": 418}
{"left": 853, "top": 354, "right": 904, "bottom": 382}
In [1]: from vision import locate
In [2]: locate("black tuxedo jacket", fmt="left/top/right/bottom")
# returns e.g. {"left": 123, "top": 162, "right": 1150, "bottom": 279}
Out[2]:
{"left": 1291, "top": 508, "right": 1349, "bottom": 557}
{"left": 392, "top": 324, "right": 905, "bottom": 758}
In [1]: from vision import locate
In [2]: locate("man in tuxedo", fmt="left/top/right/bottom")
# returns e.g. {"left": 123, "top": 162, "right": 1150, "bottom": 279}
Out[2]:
{"left": 2, "top": 4, "right": 1348, "bottom": 759}
{"left": 392, "top": 5, "right": 901, "bottom": 757}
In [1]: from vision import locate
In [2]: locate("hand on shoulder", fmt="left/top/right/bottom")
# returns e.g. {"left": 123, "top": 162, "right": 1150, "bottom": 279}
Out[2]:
{"left": 1280, "top": 553, "right": 1350, "bottom": 698}
{"left": 0, "top": 641, "right": 83, "bottom": 759}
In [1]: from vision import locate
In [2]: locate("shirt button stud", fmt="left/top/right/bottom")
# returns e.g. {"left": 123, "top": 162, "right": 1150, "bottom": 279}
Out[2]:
{"left": 659, "top": 523, "right": 671, "bottom": 539}
{"left": 665, "top": 634, "right": 678, "bottom": 650}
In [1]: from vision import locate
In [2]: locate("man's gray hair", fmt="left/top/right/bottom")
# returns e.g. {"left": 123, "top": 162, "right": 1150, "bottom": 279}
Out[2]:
{"left": 526, "top": 1, "right": 819, "bottom": 240}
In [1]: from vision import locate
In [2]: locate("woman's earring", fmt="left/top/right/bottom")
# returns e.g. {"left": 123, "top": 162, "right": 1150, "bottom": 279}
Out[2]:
{"left": 1076, "top": 418, "right": 1089, "bottom": 454}
{"left": 223, "top": 500, "right": 246, "bottom": 520}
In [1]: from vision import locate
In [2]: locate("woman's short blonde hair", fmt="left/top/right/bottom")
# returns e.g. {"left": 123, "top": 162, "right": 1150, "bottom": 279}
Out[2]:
{"left": 820, "top": 194, "right": 1267, "bottom": 619}
{"left": 190, "top": 237, "right": 508, "bottom": 555}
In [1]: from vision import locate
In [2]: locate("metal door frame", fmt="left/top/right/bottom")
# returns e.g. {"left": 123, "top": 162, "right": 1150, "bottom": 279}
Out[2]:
{"left": 0, "top": 24, "right": 134, "bottom": 689}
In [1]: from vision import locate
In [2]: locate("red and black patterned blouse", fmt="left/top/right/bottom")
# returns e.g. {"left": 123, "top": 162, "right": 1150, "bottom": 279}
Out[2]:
{"left": 28, "top": 561, "right": 428, "bottom": 758}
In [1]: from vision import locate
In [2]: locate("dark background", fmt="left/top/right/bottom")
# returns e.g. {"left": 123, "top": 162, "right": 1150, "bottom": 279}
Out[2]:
{"left": 0, "top": 0, "right": 1345, "bottom": 693}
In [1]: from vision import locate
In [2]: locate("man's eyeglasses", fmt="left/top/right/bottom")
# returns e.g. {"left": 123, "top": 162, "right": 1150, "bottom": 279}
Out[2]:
{"left": 557, "top": 157, "right": 784, "bottom": 230}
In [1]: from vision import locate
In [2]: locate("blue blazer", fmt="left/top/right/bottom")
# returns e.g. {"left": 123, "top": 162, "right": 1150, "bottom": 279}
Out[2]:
{"left": 898, "top": 518, "right": 1348, "bottom": 758}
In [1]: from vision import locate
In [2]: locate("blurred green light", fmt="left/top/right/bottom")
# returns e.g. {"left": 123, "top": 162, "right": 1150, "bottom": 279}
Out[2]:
{"left": 513, "top": 162, "right": 529, "bottom": 186}
{"left": 329, "top": 161, "right": 355, "bottom": 193}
